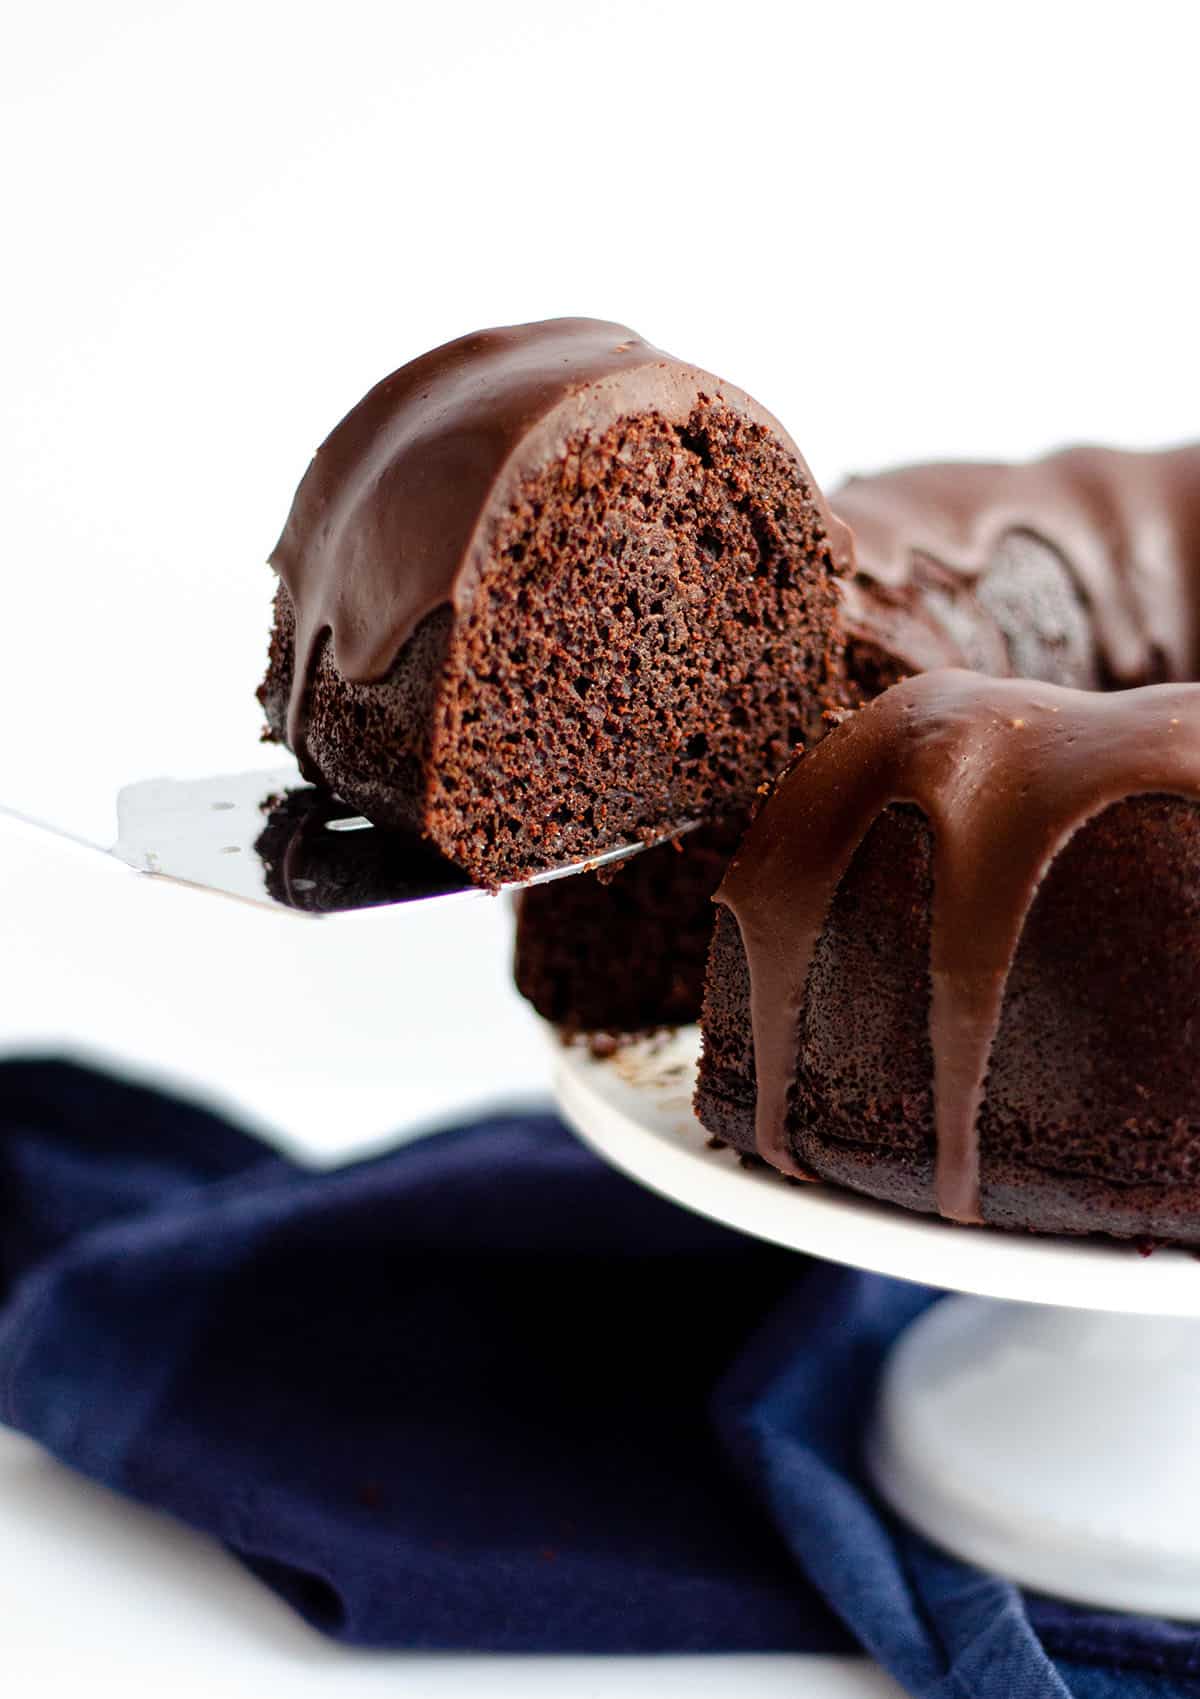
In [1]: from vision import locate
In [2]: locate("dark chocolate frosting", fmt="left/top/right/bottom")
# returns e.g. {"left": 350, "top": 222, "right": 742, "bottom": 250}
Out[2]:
{"left": 835, "top": 446, "right": 1200, "bottom": 686}
{"left": 716, "top": 670, "right": 1200, "bottom": 1222}
{"left": 268, "top": 317, "right": 851, "bottom": 763}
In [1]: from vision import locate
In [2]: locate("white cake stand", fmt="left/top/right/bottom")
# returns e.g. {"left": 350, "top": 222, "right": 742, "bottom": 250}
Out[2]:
{"left": 552, "top": 1027, "right": 1200, "bottom": 1621}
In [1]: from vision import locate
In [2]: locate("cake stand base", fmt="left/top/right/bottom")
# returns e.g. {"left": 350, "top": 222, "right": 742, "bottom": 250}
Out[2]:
{"left": 867, "top": 1296, "right": 1200, "bottom": 1619}
{"left": 552, "top": 1029, "right": 1200, "bottom": 1622}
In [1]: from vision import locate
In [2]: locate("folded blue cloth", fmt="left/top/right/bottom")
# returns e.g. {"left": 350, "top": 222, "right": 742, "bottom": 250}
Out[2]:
{"left": 1, "top": 1060, "right": 1198, "bottom": 1697}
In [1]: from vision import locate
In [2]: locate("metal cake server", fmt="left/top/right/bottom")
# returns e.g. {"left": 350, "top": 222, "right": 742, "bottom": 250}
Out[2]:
{"left": 94, "top": 762, "right": 686, "bottom": 914}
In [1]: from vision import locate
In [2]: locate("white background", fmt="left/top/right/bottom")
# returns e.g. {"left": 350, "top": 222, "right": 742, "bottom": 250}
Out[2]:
{"left": 2, "top": 1, "right": 1197, "bottom": 1692}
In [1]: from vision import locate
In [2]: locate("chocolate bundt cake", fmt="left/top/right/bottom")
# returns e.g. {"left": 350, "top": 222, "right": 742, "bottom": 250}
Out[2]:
{"left": 517, "top": 442, "right": 1200, "bottom": 1036}
{"left": 696, "top": 670, "right": 1200, "bottom": 1242}
{"left": 258, "top": 318, "right": 850, "bottom": 886}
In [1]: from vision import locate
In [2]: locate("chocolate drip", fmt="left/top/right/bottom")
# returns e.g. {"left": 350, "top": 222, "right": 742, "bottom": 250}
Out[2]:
{"left": 835, "top": 446, "right": 1200, "bottom": 686}
{"left": 717, "top": 671, "right": 1200, "bottom": 1222}
{"left": 267, "top": 317, "right": 851, "bottom": 770}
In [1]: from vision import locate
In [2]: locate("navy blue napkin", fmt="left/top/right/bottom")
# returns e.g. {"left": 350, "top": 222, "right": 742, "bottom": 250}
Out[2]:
{"left": 1, "top": 1059, "right": 1198, "bottom": 1697}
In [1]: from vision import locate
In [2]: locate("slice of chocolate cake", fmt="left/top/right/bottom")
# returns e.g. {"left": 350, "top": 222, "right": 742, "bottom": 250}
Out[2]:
{"left": 259, "top": 319, "right": 851, "bottom": 887}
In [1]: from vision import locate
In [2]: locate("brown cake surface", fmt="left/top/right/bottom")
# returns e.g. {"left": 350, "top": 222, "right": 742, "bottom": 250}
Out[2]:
{"left": 259, "top": 318, "right": 850, "bottom": 886}
{"left": 696, "top": 670, "right": 1200, "bottom": 1242}
{"left": 513, "top": 818, "right": 746, "bottom": 1037}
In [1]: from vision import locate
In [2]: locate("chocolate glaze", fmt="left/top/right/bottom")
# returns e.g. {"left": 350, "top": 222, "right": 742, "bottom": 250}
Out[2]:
{"left": 716, "top": 670, "right": 1200, "bottom": 1222}
{"left": 268, "top": 317, "right": 851, "bottom": 769}
{"left": 835, "top": 446, "right": 1200, "bottom": 686}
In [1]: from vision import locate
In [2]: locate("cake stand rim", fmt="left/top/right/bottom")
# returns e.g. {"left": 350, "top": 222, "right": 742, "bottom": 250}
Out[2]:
{"left": 550, "top": 1026, "right": 1200, "bottom": 1318}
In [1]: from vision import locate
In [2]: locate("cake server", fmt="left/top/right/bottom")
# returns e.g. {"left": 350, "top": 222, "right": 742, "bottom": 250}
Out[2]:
{"left": 3, "top": 762, "right": 689, "bottom": 915}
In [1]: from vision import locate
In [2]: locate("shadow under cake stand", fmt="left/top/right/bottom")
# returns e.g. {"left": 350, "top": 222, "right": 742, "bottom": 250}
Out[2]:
{"left": 552, "top": 1027, "right": 1200, "bottom": 1622}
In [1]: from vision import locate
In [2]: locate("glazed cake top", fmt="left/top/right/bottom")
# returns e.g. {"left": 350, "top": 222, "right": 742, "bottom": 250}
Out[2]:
{"left": 835, "top": 445, "right": 1200, "bottom": 687}
{"left": 267, "top": 317, "right": 850, "bottom": 759}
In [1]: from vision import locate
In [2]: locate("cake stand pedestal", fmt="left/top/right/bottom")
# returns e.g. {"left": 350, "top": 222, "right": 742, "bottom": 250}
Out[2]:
{"left": 552, "top": 1028, "right": 1200, "bottom": 1621}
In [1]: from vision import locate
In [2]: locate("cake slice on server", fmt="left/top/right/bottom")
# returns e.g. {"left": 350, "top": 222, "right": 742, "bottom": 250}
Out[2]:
{"left": 258, "top": 319, "right": 852, "bottom": 888}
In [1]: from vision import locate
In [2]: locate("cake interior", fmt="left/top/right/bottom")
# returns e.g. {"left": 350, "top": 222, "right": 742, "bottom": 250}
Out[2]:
{"left": 432, "top": 401, "right": 845, "bottom": 879}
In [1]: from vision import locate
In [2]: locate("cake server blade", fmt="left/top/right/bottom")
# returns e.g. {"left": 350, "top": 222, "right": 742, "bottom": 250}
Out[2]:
{"left": 103, "top": 764, "right": 684, "bottom": 914}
